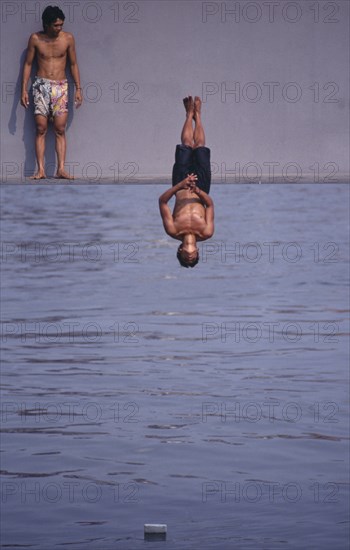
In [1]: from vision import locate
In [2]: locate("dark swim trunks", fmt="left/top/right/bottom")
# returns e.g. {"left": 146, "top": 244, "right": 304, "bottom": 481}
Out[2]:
{"left": 172, "top": 145, "right": 211, "bottom": 194}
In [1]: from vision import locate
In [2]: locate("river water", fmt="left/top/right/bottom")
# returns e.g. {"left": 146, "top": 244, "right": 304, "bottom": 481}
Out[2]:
{"left": 0, "top": 183, "right": 349, "bottom": 549}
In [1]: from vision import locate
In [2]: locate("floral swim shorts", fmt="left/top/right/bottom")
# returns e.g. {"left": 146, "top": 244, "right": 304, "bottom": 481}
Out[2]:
{"left": 32, "top": 76, "right": 68, "bottom": 118}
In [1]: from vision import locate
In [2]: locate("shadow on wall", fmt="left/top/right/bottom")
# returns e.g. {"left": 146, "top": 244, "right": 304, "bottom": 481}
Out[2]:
{"left": 8, "top": 50, "right": 74, "bottom": 177}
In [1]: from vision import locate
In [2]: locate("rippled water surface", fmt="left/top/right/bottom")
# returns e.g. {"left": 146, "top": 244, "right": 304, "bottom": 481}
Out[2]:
{"left": 1, "top": 183, "right": 349, "bottom": 549}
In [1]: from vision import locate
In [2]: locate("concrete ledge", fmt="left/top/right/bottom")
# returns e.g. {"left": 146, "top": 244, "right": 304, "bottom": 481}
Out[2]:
{"left": 1, "top": 177, "right": 349, "bottom": 185}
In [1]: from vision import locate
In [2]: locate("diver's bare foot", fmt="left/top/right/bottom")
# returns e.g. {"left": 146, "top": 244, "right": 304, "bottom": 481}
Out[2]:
{"left": 56, "top": 170, "right": 74, "bottom": 180}
{"left": 194, "top": 96, "right": 202, "bottom": 119}
{"left": 183, "top": 96, "right": 194, "bottom": 117}
{"left": 30, "top": 170, "right": 46, "bottom": 180}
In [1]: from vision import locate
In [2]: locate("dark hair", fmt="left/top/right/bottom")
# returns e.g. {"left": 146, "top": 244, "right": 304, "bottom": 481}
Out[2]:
{"left": 42, "top": 6, "right": 65, "bottom": 30}
{"left": 177, "top": 246, "right": 199, "bottom": 268}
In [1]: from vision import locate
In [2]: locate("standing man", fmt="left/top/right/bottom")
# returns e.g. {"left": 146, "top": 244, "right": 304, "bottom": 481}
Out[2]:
{"left": 21, "top": 6, "right": 82, "bottom": 179}
{"left": 159, "top": 96, "right": 214, "bottom": 267}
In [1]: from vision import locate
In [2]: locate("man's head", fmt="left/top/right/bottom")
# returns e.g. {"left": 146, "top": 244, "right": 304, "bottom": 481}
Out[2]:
{"left": 177, "top": 242, "right": 199, "bottom": 268}
{"left": 42, "top": 6, "right": 65, "bottom": 34}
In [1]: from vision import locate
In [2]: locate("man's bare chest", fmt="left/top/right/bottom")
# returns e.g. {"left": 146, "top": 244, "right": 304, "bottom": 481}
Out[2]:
{"left": 36, "top": 41, "right": 67, "bottom": 60}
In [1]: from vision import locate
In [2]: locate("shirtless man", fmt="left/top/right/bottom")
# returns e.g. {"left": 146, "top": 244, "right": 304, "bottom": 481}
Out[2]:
{"left": 159, "top": 96, "right": 214, "bottom": 267}
{"left": 21, "top": 5, "right": 82, "bottom": 179}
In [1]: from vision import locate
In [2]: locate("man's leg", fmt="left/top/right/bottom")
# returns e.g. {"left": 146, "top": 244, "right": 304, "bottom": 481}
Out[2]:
{"left": 181, "top": 96, "right": 195, "bottom": 146}
{"left": 193, "top": 96, "right": 205, "bottom": 148}
{"left": 31, "top": 115, "right": 48, "bottom": 179}
{"left": 172, "top": 97, "right": 198, "bottom": 187}
{"left": 53, "top": 113, "right": 73, "bottom": 179}
{"left": 193, "top": 96, "right": 211, "bottom": 194}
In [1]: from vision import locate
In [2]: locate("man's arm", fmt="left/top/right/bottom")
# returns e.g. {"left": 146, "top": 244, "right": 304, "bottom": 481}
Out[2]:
{"left": 67, "top": 34, "right": 82, "bottom": 107}
{"left": 203, "top": 201, "right": 215, "bottom": 238}
{"left": 159, "top": 201, "right": 177, "bottom": 237}
{"left": 21, "top": 34, "right": 36, "bottom": 108}
{"left": 158, "top": 175, "right": 197, "bottom": 237}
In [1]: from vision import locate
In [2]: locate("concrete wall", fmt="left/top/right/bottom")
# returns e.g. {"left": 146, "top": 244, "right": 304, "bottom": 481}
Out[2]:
{"left": 1, "top": 0, "right": 349, "bottom": 182}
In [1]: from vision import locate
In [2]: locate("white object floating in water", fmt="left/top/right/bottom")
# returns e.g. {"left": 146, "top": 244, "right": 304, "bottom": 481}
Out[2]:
{"left": 144, "top": 524, "right": 167, "bottom": 534}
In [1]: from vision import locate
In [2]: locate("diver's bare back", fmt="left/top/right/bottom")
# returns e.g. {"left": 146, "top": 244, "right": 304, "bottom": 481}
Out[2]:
{"left": 32, "top": 31, "right": 72, "bottom": 79}
{"left": 172, "top": 189, "right": 208, "bottom": 240}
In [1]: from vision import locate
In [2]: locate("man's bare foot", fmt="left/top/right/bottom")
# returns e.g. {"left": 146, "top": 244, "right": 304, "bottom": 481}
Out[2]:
{"left": 194, "top": 96, "right": 202, "bottom": 119}
{"left": 183, "top": 96, "right": 194, "bottom": 117}
{"left": 55, "top": 170, "right": 74, "bottom": 180}
{"left": 30, "top": 170, "right": 46, "bottom": 180}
